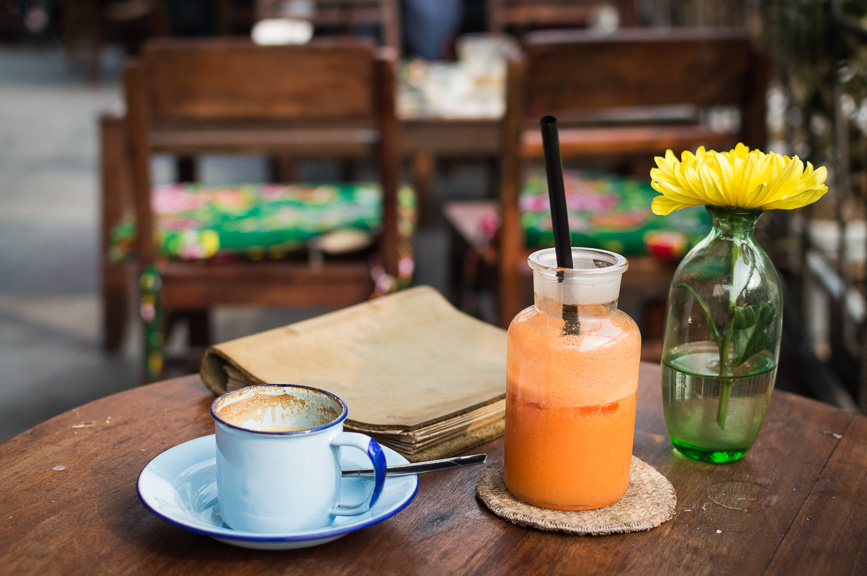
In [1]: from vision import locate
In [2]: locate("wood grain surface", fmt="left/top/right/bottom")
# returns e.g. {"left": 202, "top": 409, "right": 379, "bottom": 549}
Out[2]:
{"left": 0, "top": 363, "right": 862, "bottom": 575}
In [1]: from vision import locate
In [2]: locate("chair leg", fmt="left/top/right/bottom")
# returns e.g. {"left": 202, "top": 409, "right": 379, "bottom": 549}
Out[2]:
{"left": 102, "top": 263, "right": 128, "bottom": 352}
{"left": 99, "top": 110, "right": 131, "bottom": 352}
{"left": 160, "top": 309, "right": 212, "bottom": 376}
{"left": 186, "top": 310, "right": 212, "bottom": 348}
{"left": 176, "top": 156, "right": 197, "bottom": 182}
{"left": 339, "top": 159, "right": 358, "bottom": 182}
{"left": 485, "top": 157, "right": 501, "bottom": 199}
{"left": 411, "top": 152, "right": 435, "bottom": 227}
{"left": 270, "top": 156, "right": 298, "bottom": 182}
{"left": 498, "top": 266, "right": 522, "bottom": 329}
{"left": 644, "top": 297, "right": 667, "bottom": 341}
{"left": 445, "top": 206, "right": 467, "bottom": 307}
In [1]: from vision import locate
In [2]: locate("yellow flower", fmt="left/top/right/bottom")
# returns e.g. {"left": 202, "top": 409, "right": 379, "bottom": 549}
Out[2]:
{"left": 650, "top": 143, "right": 828, "bottom": 216}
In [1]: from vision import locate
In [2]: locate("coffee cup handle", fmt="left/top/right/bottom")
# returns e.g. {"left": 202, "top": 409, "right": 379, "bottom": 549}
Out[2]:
{"left": 330, "top": 432, "right": 387, "bottom": 516}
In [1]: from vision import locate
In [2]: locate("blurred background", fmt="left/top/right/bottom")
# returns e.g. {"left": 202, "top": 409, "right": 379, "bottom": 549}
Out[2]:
{"left": 0, "top": 0, "right": 865, "bottom": 443}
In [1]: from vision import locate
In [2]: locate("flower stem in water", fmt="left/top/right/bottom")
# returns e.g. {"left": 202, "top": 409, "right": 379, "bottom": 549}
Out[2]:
{"left": 717, "top": 242, "right": 740, "bottom": 429}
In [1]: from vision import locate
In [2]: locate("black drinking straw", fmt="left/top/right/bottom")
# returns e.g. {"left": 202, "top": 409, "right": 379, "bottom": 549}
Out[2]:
{"left": 540, "top": 116, "right": 573, "bottom": 269}
{"left": 540, "top": 115, "right": 579, "bottom": 333}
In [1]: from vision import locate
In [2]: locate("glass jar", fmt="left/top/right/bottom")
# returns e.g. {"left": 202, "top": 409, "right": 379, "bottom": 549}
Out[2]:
{"left": 504, "top": 247, "right": 641, "bottom": 510}
{"left": 660, "top": 206, "right": 782, "bottom": 463}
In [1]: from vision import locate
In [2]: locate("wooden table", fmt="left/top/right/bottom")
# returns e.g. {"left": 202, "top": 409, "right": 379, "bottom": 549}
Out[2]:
{"left": 403, "top": 116, "right": 499, "bottom": 226}
{"left": 1, "top": 363, "right": 864, "bottom": 574}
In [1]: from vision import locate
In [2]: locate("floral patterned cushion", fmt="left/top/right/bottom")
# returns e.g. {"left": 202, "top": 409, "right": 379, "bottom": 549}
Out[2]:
{"left": 520, "top": 170, "right": 709, "bottom": 258}
{"left": 113, "top": 182, "right": 416, "bottom": 383}
{"left": 109, "top": 182, "right": 417, "bottom": 264}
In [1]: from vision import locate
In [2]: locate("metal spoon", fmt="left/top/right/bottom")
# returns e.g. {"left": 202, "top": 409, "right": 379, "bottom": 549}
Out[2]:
{"left": 342, "top": 453, "right": 487, "bottom": 477}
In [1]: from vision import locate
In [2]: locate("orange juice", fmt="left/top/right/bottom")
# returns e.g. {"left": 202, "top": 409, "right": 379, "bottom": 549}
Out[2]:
{"left": 504, "top": 248, "right": 641, "bottom": 510}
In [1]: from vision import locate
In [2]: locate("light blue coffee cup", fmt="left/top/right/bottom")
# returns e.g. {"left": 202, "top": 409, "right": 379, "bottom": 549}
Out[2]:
{"left": 211, "top": 384, "right": 387, "bottom": 533}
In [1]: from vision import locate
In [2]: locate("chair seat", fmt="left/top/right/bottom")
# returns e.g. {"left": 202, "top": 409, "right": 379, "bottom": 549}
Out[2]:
{"left": 519, "top": 170, "right": 709, "bottom": 259}
{"left": 109, "top": 182, "right": 416, "bottom": 263}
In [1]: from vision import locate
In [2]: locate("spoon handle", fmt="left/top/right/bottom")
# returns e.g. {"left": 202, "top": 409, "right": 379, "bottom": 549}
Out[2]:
{"left": 342, "top": 453, "right": 487, "bottom": 477}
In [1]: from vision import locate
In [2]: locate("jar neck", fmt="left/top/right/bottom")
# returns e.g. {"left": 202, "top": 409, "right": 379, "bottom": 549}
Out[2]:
{"left": 706, "top": 205, "right": 763, "bottom": 240}
{"left": 533, "top": 290, "right": 618, "bottom": 319}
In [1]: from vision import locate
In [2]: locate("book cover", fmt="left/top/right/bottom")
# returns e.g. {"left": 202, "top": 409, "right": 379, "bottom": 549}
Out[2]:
{"left": 200, "top": 286, "right": 507, "bottom": 459}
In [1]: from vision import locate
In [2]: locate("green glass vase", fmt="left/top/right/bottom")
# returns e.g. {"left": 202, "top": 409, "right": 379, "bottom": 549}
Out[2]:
{"left": 660, "top": 206, "right": 782, "bottom": 463}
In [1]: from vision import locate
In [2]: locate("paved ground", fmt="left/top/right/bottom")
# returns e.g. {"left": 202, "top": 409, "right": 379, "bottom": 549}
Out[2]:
{"left": 0, "top": 46, "right": 137, "bottom": 442}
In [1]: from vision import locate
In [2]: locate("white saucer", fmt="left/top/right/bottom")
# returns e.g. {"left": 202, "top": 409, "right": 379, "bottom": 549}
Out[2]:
{"left": 137, "top": 435, "right": 419, "bottom": 550}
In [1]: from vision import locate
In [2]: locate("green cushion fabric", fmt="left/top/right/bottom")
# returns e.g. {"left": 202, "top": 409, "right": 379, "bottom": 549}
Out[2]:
{"left": 520, "top": 170, "right": 709, "bottom": 258}
{"left": 109, "top": 182, "right": 416, "bottom": 263}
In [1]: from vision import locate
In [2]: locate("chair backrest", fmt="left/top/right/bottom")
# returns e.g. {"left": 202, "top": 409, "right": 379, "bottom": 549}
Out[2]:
{"left": 496, "top": 27, "right": 768, "bottom": 322}
{"left": 124, "top": 38, "right": 400, "bottom": 271}
{"left": 517, "top": 28, "right": 763, "bottom": 124}
{"left": 255, "top": 0, "right": 401, "bottom": 56}
{"left": 487, "top": 0, "right": 637, "bottom": 33}
{"left": 500, "top": 27, "right": 768, "bottom": 211}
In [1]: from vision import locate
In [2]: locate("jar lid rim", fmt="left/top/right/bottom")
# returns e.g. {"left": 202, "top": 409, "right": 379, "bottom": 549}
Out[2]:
{"left": 528, "top": 247, "right": 628, "bottom": 275}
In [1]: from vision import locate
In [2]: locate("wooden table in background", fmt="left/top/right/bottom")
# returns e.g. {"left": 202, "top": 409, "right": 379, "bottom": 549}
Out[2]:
{"left": 1, "top": 363, "right": 864, "bottom": 574}
{"left": 402, "top": 116, "right": 500, "bottom": 225}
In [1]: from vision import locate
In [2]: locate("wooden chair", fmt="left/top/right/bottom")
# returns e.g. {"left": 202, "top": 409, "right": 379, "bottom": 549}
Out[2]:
{"left": 486, "top": 0, "right": 638, "bottom": 33}
{"left": 494, "top": 28, "right": 768, "bottom": 331}
{"left": 255, "top": 0, "right": 400, "bottom": 56}
{"left": 122, "top": 38, "right": 405, "bottom": 380}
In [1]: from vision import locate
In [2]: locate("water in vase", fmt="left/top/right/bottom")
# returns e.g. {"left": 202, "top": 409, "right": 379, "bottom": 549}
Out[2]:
{"left": 662, "top": 341, "right": 776, "bottom": 463}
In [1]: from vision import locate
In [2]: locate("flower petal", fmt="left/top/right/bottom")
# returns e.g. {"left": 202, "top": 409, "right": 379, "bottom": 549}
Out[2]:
{"left": 651, "top": 195, "right": 700, "bottom": 215}
{"left": 648, "top": 143, "right": 828, "bottom": 214}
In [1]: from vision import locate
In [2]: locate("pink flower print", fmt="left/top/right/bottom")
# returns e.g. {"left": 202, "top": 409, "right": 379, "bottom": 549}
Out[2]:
{"left": 179, "top": 244, "right": 205, "bottom": 259}
{"left": 152, "top": 185, "right": 210, "bottom": 214}
{"left": 140, "top": 299, "right": 155, "bottom": 322}
{"left": 158, "top": 217, "right": 203, "bottom": 231}
{"left": 480, "top": 212, "right": 500, "bottom": 240}
{"left": 519, "top": 194, "right": 549, "bottom": 212}
{"left": 398, "top": 254, "right": 414, "bottom": 277}
{"left": 567, "top": 215, "right": 590, "bottom": 231}
{"left": 261, "top": 184, "right": 292, "bottom": 200}
{"left": 564, "top": 186, "right": 618, "bottom": 212}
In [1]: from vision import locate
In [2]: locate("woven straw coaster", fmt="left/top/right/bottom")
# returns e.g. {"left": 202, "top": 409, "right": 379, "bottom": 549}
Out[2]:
{"left": 476, "top": 457, "right": 676, "bottom": 535}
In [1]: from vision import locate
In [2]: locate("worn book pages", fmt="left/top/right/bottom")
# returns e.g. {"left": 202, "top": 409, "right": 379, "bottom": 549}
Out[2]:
{"left": 200, "top": 286, "right": 507, "bottom": 459}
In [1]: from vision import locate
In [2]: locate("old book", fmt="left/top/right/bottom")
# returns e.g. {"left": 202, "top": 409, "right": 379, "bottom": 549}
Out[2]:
{"left": 200, "top": 286, "right": 507, "bottom": 461}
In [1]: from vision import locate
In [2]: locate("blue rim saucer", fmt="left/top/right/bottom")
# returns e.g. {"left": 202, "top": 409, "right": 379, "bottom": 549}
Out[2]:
{"left": 137, "top": 435, "right": 419, "bottom": 550}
